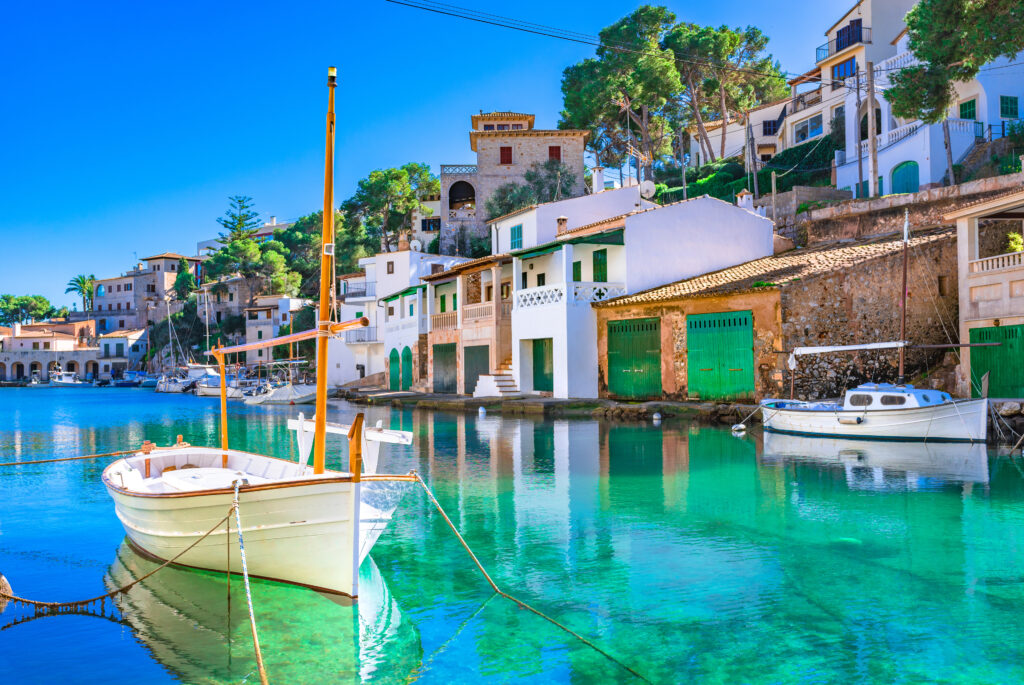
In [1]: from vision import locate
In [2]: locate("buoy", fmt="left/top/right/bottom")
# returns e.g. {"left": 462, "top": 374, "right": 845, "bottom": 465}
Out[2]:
{"left": 478, "top": 406, "right": 486, "bottom": 417}
{"left": 652, "top": 412, "right": 662, "bottom": 426}
{"left": 731, "top": 423, "right": 746, "bottom": 433}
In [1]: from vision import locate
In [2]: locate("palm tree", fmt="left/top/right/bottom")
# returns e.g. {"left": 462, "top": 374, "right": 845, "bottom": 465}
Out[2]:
{"left": 65, "top": 274, "right": 96, "bottom": 313}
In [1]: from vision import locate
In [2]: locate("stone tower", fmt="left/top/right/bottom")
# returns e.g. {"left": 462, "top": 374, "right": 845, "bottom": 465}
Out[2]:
{"left": 439, "top": 112, "right": 588, "bottom": 253}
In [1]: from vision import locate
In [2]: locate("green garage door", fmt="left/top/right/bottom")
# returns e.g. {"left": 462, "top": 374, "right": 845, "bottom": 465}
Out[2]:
{"left": 464, "top": 345, "right": 490, "bottom": 395}
{"left": 433, "top": 343, "right": 457, "bottom": 394}
{"left": 532, "top": 339, "right": 553, "bottom": 392}
{"left": 891, "top": 161, "right": 920, "bottom": 194}
{"left": 388, "top": 348, "right": 400, "bottom": 391}
{"left": 607, "top": 318, "right": 662, "bottom": 399}
{"left": 686, "top": 311, "right": 755, "bottom": 401}
{"left": 970, "top": 325, "right": 1024, "bottom": 397}
{"left": 401, "top": 346, "right": 413, "bottom": 391}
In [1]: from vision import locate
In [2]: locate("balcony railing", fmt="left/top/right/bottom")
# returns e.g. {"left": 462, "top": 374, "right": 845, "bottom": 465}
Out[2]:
{"left": 440, "top": 164, "right": 478, "bottom": 175}
{"left": 341, "top": 280, "right": 375, "bottom": 299}
{"left": 344, "top": 326, "right": 379, "bottom": 343}
{"left": 571, "top": 282, "right": 626, "bottom": 303}
{"left": 816, "top": 26, "right": 871, "bottom": 61}
{"left": 515, "top": 284, "right": 566, "bottom": 309}
{"left": 462, "top": 302, "right": 495, "bottom": 322}
{"left": 789, "top": 88, "right": 822, "bottom": 116}
{"left": 431, "top": 311, "right": 458, "bottom": 330}
{"left": 970, "top": 251, "right": 1024, "bottom": 274}
{"left": 839, "top": 121, "right": 924, "bottom": 167}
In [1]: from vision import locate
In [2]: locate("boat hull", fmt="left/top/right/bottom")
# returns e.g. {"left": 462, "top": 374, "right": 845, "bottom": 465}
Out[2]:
{"left": 195, "top": 384, "right": 242, "bottom": 398}
{"left": 761, "top": 398, "right": 989, "bottom": 442}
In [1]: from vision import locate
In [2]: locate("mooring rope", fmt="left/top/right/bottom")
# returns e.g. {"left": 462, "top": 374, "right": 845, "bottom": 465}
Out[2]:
{"left": 232, "top": 480, "right": 270, "bottom": 685}
{"left": 0, "top": 449, "right": 137, "bottom": 468}
{"left": 412, "top": 472, "right": 651, "bottom": 683}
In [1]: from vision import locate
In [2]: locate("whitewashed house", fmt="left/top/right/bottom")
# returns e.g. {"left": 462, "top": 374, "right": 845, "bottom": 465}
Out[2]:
{"left": 507, "top": 194, "right": 775, "bottom": 399}
{"left": 327, "top": 248, "right": 467, "bottom": 388}
{"left": 243, "top": 295, "right": 309, "bottom": 366}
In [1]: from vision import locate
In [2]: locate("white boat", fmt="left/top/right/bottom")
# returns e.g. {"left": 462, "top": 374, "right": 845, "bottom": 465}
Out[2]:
{"left": 155, "top": 374, "right": 192, "bottom": 393}
{"left": 156, "top": 365, "right": 217, "bottom": 393}
{"left": 102, "top": 416, "right": 413, "bottom": 597}
{"left": 193, "top": 372, "right": 252, "bottom": 398}
{"left": 50, "top": 371, "right": 91, "bottom": 387}
{"left": 139, "top": 375, "right": 159, "bottom": 389}
{"left": 761, "top": 382, "right": 988, "bottom": 442}
{"left": 243, "top": 382, "right": 318, "bottom": 405}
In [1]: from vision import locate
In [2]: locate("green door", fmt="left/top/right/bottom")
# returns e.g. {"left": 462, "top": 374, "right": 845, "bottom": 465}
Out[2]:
{"left": 891, "top": 161, "right": 920, "bottom": 194}
{"left": 592, "top": 249, "right": 607, "bottom": 282}
{"left": 686, "top": 311, "right": 755, "bottom": 401}
{"left": 400, "top": 346, "right": 413, "bottom": 391}
{"left": 970, "top": 325, "right": 1024, "bottom": 397}
{"left": 464, "top": 345, "right": 490, "bottom": 394}
{"left": 607, "top": 318, "right": 662, "bottom": 399}
{"left": 532, "top": 338, "right": 553, "bottom": 392}
{"left": 388, "top": 348, "right": 400, "bottom": 391}
{"left": 432, "top": 343, "right": 457, "bottom": 394}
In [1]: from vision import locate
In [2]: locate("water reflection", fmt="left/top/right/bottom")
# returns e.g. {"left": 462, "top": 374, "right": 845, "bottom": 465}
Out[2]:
{"left": 104, "top": 543, "right": 421, "bottom": 684}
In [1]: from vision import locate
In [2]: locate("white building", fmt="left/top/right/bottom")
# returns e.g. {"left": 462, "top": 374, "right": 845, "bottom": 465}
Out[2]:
{"left": 504, "top": 194, "right": 775, "bottom": 399}
{"left": 196, "top": 216, "right": 293, "bottom": 255}
{"left": 835, "top": 30, "right": 1024, "bottom": 196}
{"left": 327, "top": 249, "right": 468, "bottom": 387}
{"left": 243, "top": 295, "right": 309, "bottom": 366}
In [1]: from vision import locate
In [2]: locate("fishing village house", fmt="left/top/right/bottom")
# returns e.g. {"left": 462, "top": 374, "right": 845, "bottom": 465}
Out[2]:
{"left": 944, "top": 188, "right": 1024, "bottom": 399}
{"left": 439, "top": 111, "right": 588, "bottom": 252}
{"left": 196, "top": 276, "right": 257, "bottom": 330}
{"left": 327, "top": 248, "right": 468, "bottom": 388}
{"left": 97, "top": 329, "right": 149, "bottom": 378}
{"left": 243, "top": 295, "right": 309, "bottom": 367}
{"left": 0, "top": 320, "right": 100, "bottom": 381}
{"left": 420, "top": 184, "right": 658, "bottom": 396}
{"left": 86, "top": 253, "right": 203, "bottom": 333}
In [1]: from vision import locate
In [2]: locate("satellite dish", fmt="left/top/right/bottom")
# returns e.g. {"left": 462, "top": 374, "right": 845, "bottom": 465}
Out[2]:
{"left": 410, "top": 239, "right": 423, "bottom": 252}
{"left": 639, "top": 180, "right": 657, "bottom": 199}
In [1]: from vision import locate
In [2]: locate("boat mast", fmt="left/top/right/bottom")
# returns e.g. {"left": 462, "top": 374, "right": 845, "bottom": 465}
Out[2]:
{"left": 898, "top": 209, "right": 909, "bottom": 384}
{"left": 313, "top": 66, "right": 337, "bottom": 475}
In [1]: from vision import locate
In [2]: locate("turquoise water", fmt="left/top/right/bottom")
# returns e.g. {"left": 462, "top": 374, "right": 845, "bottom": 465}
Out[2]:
{"left": 2, "top": 389, "right": 1024, "bottom": 683}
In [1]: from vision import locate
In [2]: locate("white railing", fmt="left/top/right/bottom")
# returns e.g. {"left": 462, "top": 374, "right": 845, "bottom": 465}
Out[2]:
{"left": 853, "top": 121, "right": 923, "bottom": 160}
{"left": 431, "top": 311, "right": 457, "bottom": 330}
{"left": 969, "top": 251, "right": 1024, "bottom": 274}
{"left": 462, "top": 302, "right": 494, "bottom": 322}
{"left": 344, "top": 327, "right": 379, "bottom": 343}
{"left": 571, "top": 282, "right": 626, "bottom": 303}
{"left": 514, "top": 284, "right": 566, "bottom": 309}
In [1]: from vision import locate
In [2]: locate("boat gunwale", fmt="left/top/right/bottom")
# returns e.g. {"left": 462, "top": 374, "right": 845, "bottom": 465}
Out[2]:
{"left": 760, "top": 397, "right": 987, "bottom": 415}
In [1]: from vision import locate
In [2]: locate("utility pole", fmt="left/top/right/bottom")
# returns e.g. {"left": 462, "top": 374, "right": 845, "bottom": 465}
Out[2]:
{"left": 855, "top": 69, "right": 864, "bottom": 197}
{"left": 771, "top": 171, "right": 777, "bottom": 223}
{"left": 746, "top": 113, "right": 759, "bottom": 199}
{"left": 679, "top": 127, "right": 688, "bottom": 201}
{"left": 866, "top": 61, "right": 879, "bottom": 197}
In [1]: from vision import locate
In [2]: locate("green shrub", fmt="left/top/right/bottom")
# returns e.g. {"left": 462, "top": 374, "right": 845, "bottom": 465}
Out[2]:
{"left": 1007, "top": 232, "right": 1023, "bottom": 254}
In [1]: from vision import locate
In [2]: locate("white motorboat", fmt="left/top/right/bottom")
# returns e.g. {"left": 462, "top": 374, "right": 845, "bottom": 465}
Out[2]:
{"left": 139, "top": 375, "right": 159, "bottom": 389}
{"left": 244, "top": 382, "right": 318, "bottom": 405}
{"left": 155, "top": 374, "right": 192, "bottom": 393}
{"left": 50, "top": 371, "right": 91, "bottom": 387}
{"left": 761, "top": 382, "right": 988, "bottom": 442}
{"left": 102, "top": 417, "right": 412, "bottom": 597}
{"left": 193, "top": 372, "right": 253, "bottom": 398}
{"left": 156, "top": 365, "right": 217, "bottom": 393}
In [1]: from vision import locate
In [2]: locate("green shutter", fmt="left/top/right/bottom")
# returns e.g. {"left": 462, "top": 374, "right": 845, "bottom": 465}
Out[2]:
{"left": 409, "top": 303, "right": 414, "bottom": 317}
{"left": 593, "top": 249, "right": 607, "bottom": 283}
{"left": 440, "top": 295, "right": 446, "bottom": 313}
{"left": 607, "top": 318, "right": 662, "bottom": 399}
{"left": 686, "top": 311, "right": 755, "bottom": 401}
{"left": 959, "top": 99, "right": 976, "bottom": 120}
{"left": 521, "top": 273, "right": 528, "bottom": 289}
{"left": 572, "top": 261, "right": 582, "bottom": 281}
{"left": 401, "top": 346, "right": 413, "bottom": 390}
{"left": 891, "top": 161, "right": 920, "bottom": 194}
{"left": 464, "top": 345, "right": 490, "bottom": 394}
{"left": 1001, "top": 95, "right": 1019, "bottom": 119}
{"left": 511, "top": 224, "right": 522, "bottom": 250}
{"left": 389, "top": 348, "right": 400, "bottom": 391}
{"left": 969, "top": 325, "right": 1024, "bottom": 397}
{"left": 532, "top": 339, "right": 553, "bottom": 392}
{"left": 453, "top": 294, "right": 457, "bottom": 310}
{"left": 536, "top": 273, "right": 546, "bottom": 287}
{"left": 432, "top": 343, "right": 457, "bottom": 393}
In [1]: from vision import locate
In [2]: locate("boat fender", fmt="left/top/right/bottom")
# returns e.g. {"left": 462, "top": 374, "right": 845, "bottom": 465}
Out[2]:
{"left": 837, "top": 416, "right": 863, "bottom": 425}
{"left": 731, "top": 423, "right": 745, "bottom": 433}
{"left": 652, "top": 412, "right": 662, "bottom": 426}
{"left": 478, "top": 406, "right": 486, "bottom": 417}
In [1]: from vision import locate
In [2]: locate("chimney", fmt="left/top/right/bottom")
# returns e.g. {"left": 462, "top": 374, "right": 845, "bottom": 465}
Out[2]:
{"left": 735, "top": 189, "right": 754, "bottom": 211}
{"left": 398, "top": 231, "right": 411, "bottom": 251}
{"left": 13, "top": 323, "right": 21, "bottom": 336}
{"left": 591, "top": 166, "right": 604, "bottom": 194}
{"left": 270, "top": 216, "right": 277, "bottom": 226}
{"left": 556, "top": 216, "right": 568, "bottom": 234}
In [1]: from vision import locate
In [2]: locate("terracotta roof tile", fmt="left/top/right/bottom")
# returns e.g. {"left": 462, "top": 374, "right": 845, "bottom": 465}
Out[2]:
{"left": 596, "top": 226, "right": 955, "bottom": 307}
{"left": 420, "top": 254, "right": 512, "bottom": 282}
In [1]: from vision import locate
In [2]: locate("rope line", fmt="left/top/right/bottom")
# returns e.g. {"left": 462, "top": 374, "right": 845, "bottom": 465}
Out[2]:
{"left": 233, "top": 481, "right": 270, "bottom": 685}
{"left": 0, "top": 449, "right": 136, "bottom": 468}
{"left": 413, "top": 473, "right": 652, "bottom": 683}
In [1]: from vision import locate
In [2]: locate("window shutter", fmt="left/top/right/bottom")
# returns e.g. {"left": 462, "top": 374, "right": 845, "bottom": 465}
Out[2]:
{"left": 548, "top": 146, "right": 561, "bottom": 162}
{"left": 500, "top": 146, "right": 513, "bottom": 164}
{"left": 593, "top": 249, "right": 608, "bottom": 283}
{"left": 572, "top": 261, "right": 582, "bottom": 281}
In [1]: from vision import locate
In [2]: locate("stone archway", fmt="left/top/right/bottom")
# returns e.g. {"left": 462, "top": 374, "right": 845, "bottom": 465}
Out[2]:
{"left": 65, "top": 360, "right": 78, "bottom": 374}
{"left": 12, "top": 362, "right": 25, "bottom": 380}
{"left": 0, "top": 362, "right": 5, "bottom": 381}
{"left": 48, "top": 360, "right": 62, "bottom": 375}
{"left": 85, "top": 360, "right": 99, "bottom": 380}
{"left": 448, "top": 180, "right": 476, "bottom": 210}
{"left": 30, "top": 361, "right": 43, "bottom": 380}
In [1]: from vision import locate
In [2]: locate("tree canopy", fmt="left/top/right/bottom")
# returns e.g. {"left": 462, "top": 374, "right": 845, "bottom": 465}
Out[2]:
{"left": 172, "top": 258, "right": 197, "bottom": 301}
{"left": 216, "top": 195, "right": 262, "bottom": 244}
{"left": 484, "top": 159, "right": 578, "bottom": 220}
{"left": 65, "top": 274, "right": 96, "bottom": 313}
{"left": 0, "top": 294, "right": 59, "bottom": 325}
{"left": 342, "top": 162, "right": 440, "bottom": 252}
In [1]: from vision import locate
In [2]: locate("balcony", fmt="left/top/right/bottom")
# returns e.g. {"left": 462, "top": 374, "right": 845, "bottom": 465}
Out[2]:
{"left": 341, "top": 280, "right": 375, "bottom": 300}
{"left": 462, "top": 301, "right": 496, "bottom": 323}
{"left": 440, "top": 164, "right": 478, "bottom": 175}
{"left": 431, "top": 311, "right": 458, "bottom": 330}
{"left": 571, "top": 282, "right": 626, "bottom": 303}
{"left": 816, "top": 25, "right": 871, "bottom": 62}
{"left": 344, "top": 326, "right": 379, "bottom": 344}
{"left": 514, "top": 282, "right": 626, "bottom": 309}
{"left": 970, "top": 251, "right": 1024, "bottom": 274}
{"left": 789, "top": 88, "right": 822, "bottom": 116}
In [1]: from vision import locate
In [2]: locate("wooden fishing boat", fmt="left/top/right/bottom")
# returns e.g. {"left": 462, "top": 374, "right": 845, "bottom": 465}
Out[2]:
{"left": 102, "top": 66, "right": 414, "bottom": 599}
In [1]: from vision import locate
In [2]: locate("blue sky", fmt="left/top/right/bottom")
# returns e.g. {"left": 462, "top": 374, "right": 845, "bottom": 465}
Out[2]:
{"left": 0, "top": 1, "right": 841, "bottom": 307}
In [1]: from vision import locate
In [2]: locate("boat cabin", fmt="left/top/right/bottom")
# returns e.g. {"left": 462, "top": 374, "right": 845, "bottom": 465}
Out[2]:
{"left": 841, "top": 383, "right": 951, "bottom": 411}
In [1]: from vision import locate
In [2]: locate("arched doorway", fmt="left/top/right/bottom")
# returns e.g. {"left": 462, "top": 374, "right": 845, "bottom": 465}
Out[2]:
{"left": 859, "top": 106, "right": 882, "bottom": 141}
{"left": 12, "top": 363, "right": 25, "bottom": 380}
{"left": 891, "top": 161, "right": 920, "bottom": 194}
{"left": 0, "top": 362, "right": 5, "bottom": 381}
{"left": 401, "top": 347, "right": 413, "bottom": 391}
{"left": 388, "top": 348, "right": 401, "bottom": 391}
{"left": 65, "top": 360, "right": 78, "bottom": 374}
{"left": 30, "top": 361, "right": 43, "bottom": 379}
{"left": 448, "top": 181, "right": 476, "bottom": 211}
{"left": 85, "top": 360, "right": 99, "bottom": 380}
{"left": 48, "top": 361, "right": 62, "bottom": 376}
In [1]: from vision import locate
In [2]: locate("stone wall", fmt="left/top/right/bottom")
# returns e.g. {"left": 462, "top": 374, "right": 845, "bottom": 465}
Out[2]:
{"left": 753, "top": 186, "right": 853, "bottom": 240}
{"left": 804, "top": 171, "right": 1024, "bottom": 245}
{"left": 780, "top": 232, "right": 959, "bottom": 399}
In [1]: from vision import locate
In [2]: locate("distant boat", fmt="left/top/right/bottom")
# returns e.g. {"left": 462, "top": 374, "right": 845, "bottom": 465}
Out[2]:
{"left": 156, "top": 365, "right": 216, "bottom": 393}
{"left": 243, "top": 382, "right": 317, "bottom": 406}
{"left": 50, "top": 371, "right": 91, "bottom": 388}
{"left": 139, "top": 375, "right": 159, "bottom": 388}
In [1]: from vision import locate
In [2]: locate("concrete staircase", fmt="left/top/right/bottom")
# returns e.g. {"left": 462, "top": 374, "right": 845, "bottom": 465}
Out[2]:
{"left": 472, "top": 358, "right": 520, "bottom": 398}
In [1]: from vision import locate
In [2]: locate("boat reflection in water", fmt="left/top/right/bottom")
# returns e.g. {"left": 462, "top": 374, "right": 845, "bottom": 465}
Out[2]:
{"left": 104, "top": 542, "right": 421, "bottom": 684}
{"left": 762, "top": 431, "right": 989, "bottom": 489}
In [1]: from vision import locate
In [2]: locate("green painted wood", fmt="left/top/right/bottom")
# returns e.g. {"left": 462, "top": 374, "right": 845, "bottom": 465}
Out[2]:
{"left": 891, "top": 161, "right": 920, "bottom": 194}
{"left": 686, "top": 311, "right": 755, "bottom": 401}
{"left": 970, "top": 325, "right": 1024, "bottom": 398}
{"left": 593, "top": 249, "right": 608, "bottom": 283}
{"left": 388, "top": 348, "right": 400, "bottom": 391}
{"left": 400, "top": 346, "right": 413, "bottom": 391}
{"left": 532, "top": 338, "right": 553, "bottom": 392}
{"left": 572, "top": 261, "right": 581, "bottom": 281}
{"left": 607, "top": 318, "right": 662, "bottom": 399}
{"left": 432, "top": 343, "right": 457, "bottom": 394}
{"left": 463, "top": 345, "right": 490, "bottom": 394}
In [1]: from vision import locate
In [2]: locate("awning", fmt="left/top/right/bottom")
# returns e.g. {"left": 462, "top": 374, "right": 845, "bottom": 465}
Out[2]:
{"left": 513, "top": 243, "right": 562, "bottom": 260}
{"left": 512, "top": 227, "right": 625, "bottom": 260}
{"left": 382, "top": 283, "right": 426, "bottom": 303}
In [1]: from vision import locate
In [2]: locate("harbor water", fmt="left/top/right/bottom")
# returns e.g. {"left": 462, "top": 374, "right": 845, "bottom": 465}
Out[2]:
{"left": 2, "top": 388, "right": 1024, "bottom": 683}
